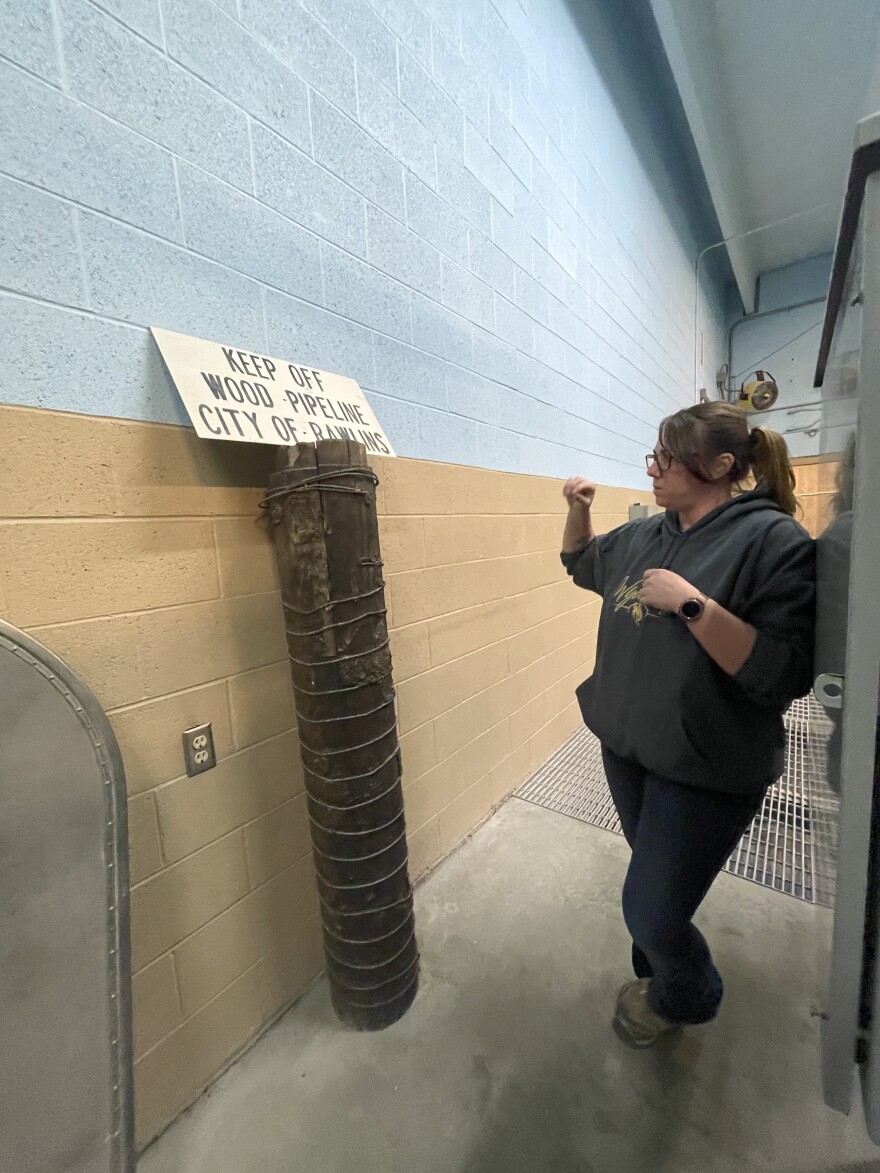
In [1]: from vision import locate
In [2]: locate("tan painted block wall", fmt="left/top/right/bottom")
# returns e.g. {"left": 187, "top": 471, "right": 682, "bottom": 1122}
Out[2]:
{"left": 0, "top": 404, "right": 641, "bottom": 1147}
{"left": 792, "top": 454, "right": 841, "bottom": 538}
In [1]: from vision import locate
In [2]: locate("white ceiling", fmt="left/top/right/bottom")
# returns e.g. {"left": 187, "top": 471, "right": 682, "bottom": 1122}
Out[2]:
{"left": 650, "top": 0, "right": 880, "bottom": 310}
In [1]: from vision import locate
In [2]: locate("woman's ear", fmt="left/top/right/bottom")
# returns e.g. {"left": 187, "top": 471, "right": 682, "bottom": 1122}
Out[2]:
{"left": 710, "top": 452, "right": 735, "bottom": 481}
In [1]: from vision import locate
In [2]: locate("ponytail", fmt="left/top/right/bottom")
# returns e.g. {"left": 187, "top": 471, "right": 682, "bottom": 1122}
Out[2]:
{"left": 749, "top": 426, "right": 798, "bottom": 516}
{"left": 659, "top": 403, "right": 800, "bottom": 516}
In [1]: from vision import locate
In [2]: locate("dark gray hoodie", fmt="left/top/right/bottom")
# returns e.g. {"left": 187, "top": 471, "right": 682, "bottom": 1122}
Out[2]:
{"left": 561, "top": 490, "right": 816, "bottom": 795}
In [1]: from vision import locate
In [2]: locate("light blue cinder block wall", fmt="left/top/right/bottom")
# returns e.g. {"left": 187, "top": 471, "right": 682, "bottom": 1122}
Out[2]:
{"left": 0, "top": 0, "right": 725, "bottom": 488}
{"left": 732, "top": 252, "right": 833, "bottom": 458}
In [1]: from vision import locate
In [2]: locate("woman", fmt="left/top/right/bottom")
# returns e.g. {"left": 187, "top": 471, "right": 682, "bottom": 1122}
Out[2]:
{"left": 561, "top": 401, "right": 815, "bottom": 1047}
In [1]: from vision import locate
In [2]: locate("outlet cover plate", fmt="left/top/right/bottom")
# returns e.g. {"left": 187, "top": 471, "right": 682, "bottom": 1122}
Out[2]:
{"left": 182, "top": 723, "right": 216, "bottom": 776}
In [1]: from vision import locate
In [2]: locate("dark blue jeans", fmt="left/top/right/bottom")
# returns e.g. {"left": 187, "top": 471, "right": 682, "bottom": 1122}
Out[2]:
{"left": 602, "top": 745, "right": 767, "bottom": 1025}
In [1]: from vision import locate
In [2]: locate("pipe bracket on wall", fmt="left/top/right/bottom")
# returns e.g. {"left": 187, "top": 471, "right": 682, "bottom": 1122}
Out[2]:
{"left": 0, "top": 619, "right": 134, "bottom": 1173}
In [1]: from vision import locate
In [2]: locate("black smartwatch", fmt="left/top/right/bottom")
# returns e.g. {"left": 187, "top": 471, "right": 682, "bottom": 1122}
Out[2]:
{"left": 678, "top": 596, "right": 706, "bottom": 623}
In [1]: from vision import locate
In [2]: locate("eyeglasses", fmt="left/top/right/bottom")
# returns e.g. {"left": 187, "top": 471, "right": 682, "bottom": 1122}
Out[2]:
{"left": 645, "top": 449, "right": 674, "bottom": 472}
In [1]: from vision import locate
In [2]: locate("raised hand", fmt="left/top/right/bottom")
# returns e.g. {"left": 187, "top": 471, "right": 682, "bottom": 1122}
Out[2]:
{"left": 563, "top": 476, "right": 597, "bottom": 511}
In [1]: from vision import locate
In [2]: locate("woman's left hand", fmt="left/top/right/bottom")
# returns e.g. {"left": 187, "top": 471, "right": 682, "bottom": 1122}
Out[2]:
{"left": 640, "top": 569, "right": 697, "bottom": 613}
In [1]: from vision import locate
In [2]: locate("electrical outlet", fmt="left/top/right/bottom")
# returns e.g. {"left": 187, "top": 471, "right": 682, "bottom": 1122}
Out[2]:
{"left": 182, "top": 723, "right": 216, "bottom": 776}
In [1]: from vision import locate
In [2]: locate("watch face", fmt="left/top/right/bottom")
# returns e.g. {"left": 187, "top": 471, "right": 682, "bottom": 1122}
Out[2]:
{"left": 681, "top": 598, "right": 703, "bottom": 620}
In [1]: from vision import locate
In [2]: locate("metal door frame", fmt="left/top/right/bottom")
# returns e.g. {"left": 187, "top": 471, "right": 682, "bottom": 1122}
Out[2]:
{"left": 814, "top": 113, "right": 880, "bottom": 1128}
{"left": 0, "top": 619, "right": 135, "bottom": 1170}
{"left": 854, "top": 173, "right": 880, "bottom": 1139}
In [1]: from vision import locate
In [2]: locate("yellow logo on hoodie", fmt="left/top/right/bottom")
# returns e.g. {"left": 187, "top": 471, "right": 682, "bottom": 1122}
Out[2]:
{"left": 612, "top": 576, "right": 662, "bottom": 626}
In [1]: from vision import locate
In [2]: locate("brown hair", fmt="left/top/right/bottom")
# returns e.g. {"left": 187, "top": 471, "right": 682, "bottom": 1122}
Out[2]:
{"left": 659, "top": 401, "right": 799, "bottom": 516}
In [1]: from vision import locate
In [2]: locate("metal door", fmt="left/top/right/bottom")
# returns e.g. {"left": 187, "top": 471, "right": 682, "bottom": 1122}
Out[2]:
{"left": 814, "top": 112, "right": 880, "bottom": 1138}
{"left": 0, "top": 620, "right": 134, "bottom": 1172}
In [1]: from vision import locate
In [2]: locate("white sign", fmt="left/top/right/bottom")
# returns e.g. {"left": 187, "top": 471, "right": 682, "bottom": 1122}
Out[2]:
{"left": 151, "top": 327, "right": 395, "bottom": 457}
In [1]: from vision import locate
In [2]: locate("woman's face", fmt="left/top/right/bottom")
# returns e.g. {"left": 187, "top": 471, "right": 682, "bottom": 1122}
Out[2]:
{"left": 646, "top": 444, "right": 726, "bottom": 512}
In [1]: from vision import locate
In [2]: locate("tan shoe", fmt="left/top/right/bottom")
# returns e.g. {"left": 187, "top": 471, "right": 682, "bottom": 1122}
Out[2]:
{"left": 613, "top": 979, "right": 680, "bottom": 1048}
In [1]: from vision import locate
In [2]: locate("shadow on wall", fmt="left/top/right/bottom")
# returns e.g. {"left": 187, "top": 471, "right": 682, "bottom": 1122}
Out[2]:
{"left": 180, "top": 431, "right": 275, "bottom": 490}
{"left": 561, "top": 0, "right": 725, "bottom": 271}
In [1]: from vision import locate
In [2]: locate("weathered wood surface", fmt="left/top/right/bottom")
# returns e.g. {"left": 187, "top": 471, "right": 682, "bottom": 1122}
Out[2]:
{"left": 265, "top": 439, "right": 418, "bottom": 1029}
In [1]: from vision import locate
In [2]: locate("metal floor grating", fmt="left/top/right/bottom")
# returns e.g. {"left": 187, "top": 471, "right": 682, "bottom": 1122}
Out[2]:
{"left": 515, "top": 695, "right": 839, "bottom": 906}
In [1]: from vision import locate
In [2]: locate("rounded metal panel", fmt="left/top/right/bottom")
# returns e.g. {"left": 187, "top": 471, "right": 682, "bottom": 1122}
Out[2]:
{"left": 0, "top": 621, "right": 133, "bottom": 1173}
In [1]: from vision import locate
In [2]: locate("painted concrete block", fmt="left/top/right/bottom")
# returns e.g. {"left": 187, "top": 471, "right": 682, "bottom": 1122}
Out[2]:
{"left": 546, "top": 137, "right": 578, "bottom": 208}
{"left": 422, "top": 0, "right": 462, "bottom": 50}
{"left": 494, "top": 294, "right": 534, "bottom": 355}
{"left": 177, "top": 162, "right": 322, "bottom": 299}
{"left": 488, "top": 100, "right": 529, "bottom": 182}
{"left": 311, "top": 93, "right": 406, "bottom": 222}
{"left": 399, "top": 48, "right": 463, "bottom": 156}
{"left": 92, "top": 0, "right": 163, "bottom": 43}
{"left": 527, "top": 66, "right": 562, "bottom": 145}
{"left": 503, "top": 388, "right": 558, "bottom": 438}
{"left": 563, "top": 412, "right": 592, "bottom": 454}
{"left": 510, "top": 83, "right": 547, "bottom": 167}
{"left": 164, "top": 0, "right": 310, "bottom": 152}
{"left": 464, "top": 123, "right": 519, "bottom": 214}
{"left": 548, "top": 294, "right": 579, "bottom": 350}
{"left": 252, "top": 123, "right": 368, "bottom": 259}
{"left": 0, "top": 63, "right": 182, "bottom": 239}
{"left": 469, "top": 231, "right": 515, "bottom": 302}
{"left": 530, "top": 239, "right": 568, "bottom": 301}
{"left": 419, "top": 404, "right": 479, "bottom": 467}
{"left": 531, "top": 360, "right": 578, "bottom": 414}
{"left": 373, "top": 335, "right": 448, "bottom": 410}
{"left": 533, "top": 320, "right": 566, "bottom": 374}
{"left": 405, "top": 174, "right": 470, "bottom": 268}
{"left": 512, "top": 183, "right": 550, "bottom": 251}
{"left": 435, "top": 147, "right": 492, "bottom": 237}
{"left": 321, "top": 244, "right": 412, "bottom": 343}
{"left": 459, "top": 0, "right": 489, "bottom": 50}
{"left": 358, "top": 68, "right": 436, "bottom": 191}
{"left": 59, "top": 0, "right": 252, "bottom": 192}
{"left": 564, "top": 344, "right": 592, "bottom": 390}
{"left": 0, "top": 294, "right": 182, "bottom": 423}
{"left": 430, "top": 27, "right": 490, "bottom": 138}
{"left": 363, "top": 389, "right": 422, "bottom": 456}
{"left": 367, "top": 205, "right": 442, "bottom": 301}
{"left": 368, "top": 0, "right": 431, "bottom": 69}
{"left": 442, "top": 257, "right": 494, "bottom": 334}
{"left": 80, "top": 213, "right": 265, "bottom": 346}
{"left": 264, "top": 289, "right": 377, "bottom": 390}
{"left": 514, "top": 266, "right": 550, "bottom": 326}
{"left": 445, "top": 368, "right": 499, "bottom": 426}
{"left": 0, "top": 177, "right": 84, "bottom": 306}
{"left": 476, "top": 422, "right": 523, "bottom": 473}
{"left": 239, "top": 0, "right": 357, "bottom": 114}
{"left": 491, "top": 199, "right": 532, "bottom": 272}
{"left": 547, "top": 218, "right": 577, "bottom": 279}
{"left": 305, "top": 0, "right": 397, "bottom": 93}
{"left": 0, "top": 0, "right": 60, "bottom": 82}
{"left": 486, "top": 4, "right": 530, "bottom": 90}
{"left": 471, "top": 325, "right": 516, "bottom": 387}
{"left": 410, "top": 293, "right": 473, "bottom": 368}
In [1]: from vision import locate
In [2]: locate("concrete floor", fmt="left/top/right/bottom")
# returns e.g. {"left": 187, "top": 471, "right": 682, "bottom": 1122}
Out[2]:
{"left": 140, "top": 799, "right": 880, "bottom": 1173}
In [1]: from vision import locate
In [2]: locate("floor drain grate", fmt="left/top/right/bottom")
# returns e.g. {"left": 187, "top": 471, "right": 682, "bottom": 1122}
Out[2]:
{"left": 515, "top": 695, "right": 839, "bottom": 906}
